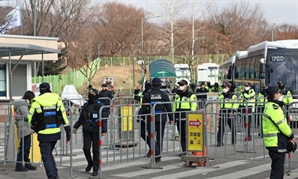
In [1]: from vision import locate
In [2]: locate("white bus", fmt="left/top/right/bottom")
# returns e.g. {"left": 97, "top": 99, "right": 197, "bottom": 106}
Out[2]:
{"left": 234, "top": 40, "right": 298, "bottom": 123}
{"left": 233, "top": 40, "right": 298, "bottom": 94}
{"left": 174, "top": 64, "right": 191, "bottom": 82}
{"left": 218, "top": 56, "right": 235, "bottom": 85}
{"left": 197, "top": 63, "right": 219, "bottom": 85}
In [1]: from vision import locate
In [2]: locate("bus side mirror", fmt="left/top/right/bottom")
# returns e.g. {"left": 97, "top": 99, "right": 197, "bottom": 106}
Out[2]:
{"left": 259, "top": 58, "right": 265, "bottom": 79}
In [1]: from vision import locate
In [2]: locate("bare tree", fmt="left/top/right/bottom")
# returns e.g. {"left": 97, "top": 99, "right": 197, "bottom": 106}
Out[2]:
{"left": 208, "top": 1, "right": 269, "bottom": 56}
{"left": 157, "top": 0, "right": 188, "bottom": 63}
{"left": 275, "top": 23, "right": 298, "bottom": 40}
{"left": 95, "top": 2, "right": 145, "bottom": 57}
{"left": 172, "top": 0, "right": 213, "bottom": 82}
{"left": 18, "top": 0, "right": 91, "bottom": 75}
{"left": 67, "top": 20, "right": 100, "bottom": 87}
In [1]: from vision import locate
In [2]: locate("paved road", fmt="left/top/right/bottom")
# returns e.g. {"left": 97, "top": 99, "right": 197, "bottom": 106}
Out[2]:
{"left": 1, "top": 131, "right": 298, "bottom": 179}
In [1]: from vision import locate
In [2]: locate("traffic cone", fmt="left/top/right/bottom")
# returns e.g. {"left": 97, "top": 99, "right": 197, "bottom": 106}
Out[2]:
{"left": 192, "top": 145, "right": 207, "bottom": 166}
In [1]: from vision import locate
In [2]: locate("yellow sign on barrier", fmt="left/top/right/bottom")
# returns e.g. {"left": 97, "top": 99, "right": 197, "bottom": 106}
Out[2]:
{"left": 29, "top": 133, "right": 41, "bottom": 163}
{"left": 187, "top": 113, "right": 204, "bottom": 151}
{"left": 120, "top": 106, "right": 133, "bottom": 131}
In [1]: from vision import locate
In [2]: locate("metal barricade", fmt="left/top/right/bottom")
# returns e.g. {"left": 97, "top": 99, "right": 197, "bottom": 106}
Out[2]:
{"left": 204, "top": 100, "right": 267, "bottom": 161}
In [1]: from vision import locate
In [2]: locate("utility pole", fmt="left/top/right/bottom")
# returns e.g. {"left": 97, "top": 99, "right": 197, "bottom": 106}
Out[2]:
{"left": 271, "top": 23, "right": 276, "bottom": 41}
{"left": 140, "top": 16, "right": 160, "bottom": 90}
{"left": 33, "top": 0, "right": 37, "bottom": 76}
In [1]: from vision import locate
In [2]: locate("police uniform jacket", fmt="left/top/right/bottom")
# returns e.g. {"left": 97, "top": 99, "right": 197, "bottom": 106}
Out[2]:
{"left": 174, "top": 90, "right": 197, "bottom": 119}
{"left": 239, "top": 89, "right": 255, "bottom": 107}
{"left": 141, "top": 86, "right": 173, "bottom": 122}
{"left": 262, "top": 99, "right": 294, "bottom": 153}
{"left": 219, "top": 91, "right": 239, "bottom": 112}
{"left": 28, "top": 92, "right": 69, "bottom": 142}
{"left": 98, "top": 89, "right": 113, "bottom": 105}
{"left": 73, "top": 99, "right": 108, "bottom": 133}
{"left": 280, "top": 88, "right": 293, "bottom": 105}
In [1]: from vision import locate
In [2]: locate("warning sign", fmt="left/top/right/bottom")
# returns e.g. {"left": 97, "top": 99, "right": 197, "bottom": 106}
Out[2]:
{"left": 120, "top": 106, "right": 133, "bottom": 131}
{"left": 187, "top": 113, "right": 204, "bottom": 151}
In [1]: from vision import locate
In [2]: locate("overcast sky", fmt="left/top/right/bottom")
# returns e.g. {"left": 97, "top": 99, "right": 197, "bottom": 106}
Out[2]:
{"left": 98, "top": 0, "right": 298, "bottom": 26}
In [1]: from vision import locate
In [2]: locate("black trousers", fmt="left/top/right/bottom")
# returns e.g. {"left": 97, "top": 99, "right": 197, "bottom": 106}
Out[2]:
{"left": 39, "top": 140, "right": 58, "bottom": 179}
{"left": 217, "top": 110, "right": 236, "bottom": 145}
{"left": 83, "top": 132, "right": 99, "bottom": 172}
{"left": 140, "top": 120, "right": 166, "bottom": 156}
{"left": 269, "top": 150, "right": 285, "bottom": 179}
{"left": 17, "top": 134, "right": 31, "bottom": 162}
{"left": 176, "top": 120, "right": 186, "bottom": 152}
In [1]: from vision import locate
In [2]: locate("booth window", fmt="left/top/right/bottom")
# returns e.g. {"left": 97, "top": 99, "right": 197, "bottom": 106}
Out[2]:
{"left": 0, "top": 64, "right": 6, "bottom": 96}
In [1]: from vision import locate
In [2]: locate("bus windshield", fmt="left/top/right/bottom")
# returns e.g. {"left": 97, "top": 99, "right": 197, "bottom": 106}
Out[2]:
{"left": 267, "top": 49, "right": 298, "bottom": 93}
{"left": 175, "top": 68, "right": 190, "bottom": 78}
{"left": 208, "top": 67, "right": 218, "bottom": 77}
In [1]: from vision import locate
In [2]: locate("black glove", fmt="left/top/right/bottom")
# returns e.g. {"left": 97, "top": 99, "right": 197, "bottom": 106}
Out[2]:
{"left": 64, "top": 126, "right": 71, "bottom": 141}
{"left": 287, "top": 141, "right": 297, "bottom": 153}
{"left": 134, "top": 89, "right": 140, "bottom": 95}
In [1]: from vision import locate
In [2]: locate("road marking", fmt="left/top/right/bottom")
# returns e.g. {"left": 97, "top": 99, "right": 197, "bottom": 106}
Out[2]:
{"left": 205, "top": 163, "right": 270, "bottom": 179}
{"left": 78, "top": 156, "right": 180, "bottom": 172}
{"left": 112, "top": 163, "right": 183, "bottom": 177}
{"left": 136, "top": 160, "right": 249, "bottom": 179}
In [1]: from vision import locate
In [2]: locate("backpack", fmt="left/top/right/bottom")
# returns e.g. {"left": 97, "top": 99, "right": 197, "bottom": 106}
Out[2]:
{"left": 82, "top": 101, "right": 102, "bottom": 133}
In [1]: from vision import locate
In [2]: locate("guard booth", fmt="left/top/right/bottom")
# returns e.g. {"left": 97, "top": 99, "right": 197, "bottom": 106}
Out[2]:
{"left": 181, "top": 112, "right": 209, "bottom": 167}
{"left": 149, "top": 59, "right": 176, "bottom": 85}
{"left": 148, "top": 59, "right": 177, "bottom": 100}
{"left": 0, "top": 34, "right": 60, "bottom": 165}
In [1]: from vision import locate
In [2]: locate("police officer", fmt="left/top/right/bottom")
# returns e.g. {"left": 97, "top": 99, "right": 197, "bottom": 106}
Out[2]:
{"left": 195, "top": 83, "right": 208, "bottom": 109}
{"left": 28, "top": 82, "right": 71, "bottom": 179}
{"left": 277, "top": 80, "right": 293, "bottom": 121}
{"left": 174, "top": 79, "right": 197, "bottom": 156}
{"left": 211, "top": 82, "right": 221, "bottom": 92}
{"left": 134, "top": 81, "right": 151, "bottom": 103}
{"left": 262, "top": 86, "right": 295, "bottom": 179}
{"left": 141, "top": 77, "right": 174, "bottom": 162}
{"left": 172, "top": 83, "right": 179, "bottom": 95}
{"left": 133, "top": 81, "right": 153, "bottom": 157}
{"left": 228, "top": 81, "right": 235, "bottom": 93}
{"left": 217, "top": 82, "right": 239, "bottom": 147}
{"left": 239, "top": 82, "right": 255, "bottom": 141}
{"left": 98, "top": 83, "right": 114, "bottom": 114}
{"left": 277, "top": 80, "right": 293, "bottom": 105}
{"left": 73, "top": 87, "right": 108, "bottom": 176}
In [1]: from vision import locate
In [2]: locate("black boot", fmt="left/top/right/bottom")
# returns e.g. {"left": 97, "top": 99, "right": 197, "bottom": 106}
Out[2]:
{"left": 25, "top": 163, "right": 37, "bottom": 170}
{"left": 15, "top": 163, "right": 28, "bottom": 172}
{"left": 92, "top": 171, "right": 98, "bottom": 176}
{"left": 85, "top": 162, "right": 93, "bottom": 172}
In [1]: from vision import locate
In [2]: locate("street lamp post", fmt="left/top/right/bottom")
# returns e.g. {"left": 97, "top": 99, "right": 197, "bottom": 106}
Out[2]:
{"left": 33, "top": 0, "right": 37, "bottom": 76}
{"left": 140, "top": 16, "right": 160, "bottom": 90}
{"left": 271, "top": 23, "right": 276, "bottom": 41}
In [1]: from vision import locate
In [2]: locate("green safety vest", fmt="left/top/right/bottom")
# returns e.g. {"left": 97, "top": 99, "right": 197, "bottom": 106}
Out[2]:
{"left": 262, "top": 102, "right": 293, "bottom": 149}
{"left": 257, "top": 93, "right": 268, "bottom": 106}
{"left": 28, "top": 93, "right": 69, "bottom": 135}
{"left": 173, "top": 93, "right": 197, "bottom": 111}
{"left": 211, "top": 87, "right": 222, "bottom": 92}
{"left": 218, "top": 93, "right": 239, "bottom": 109}
{"left": 239, "top": 89, "right": 256, "bottom": 107}
{"left": 283, "top": 90, "right": 293, "bottom": 105}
